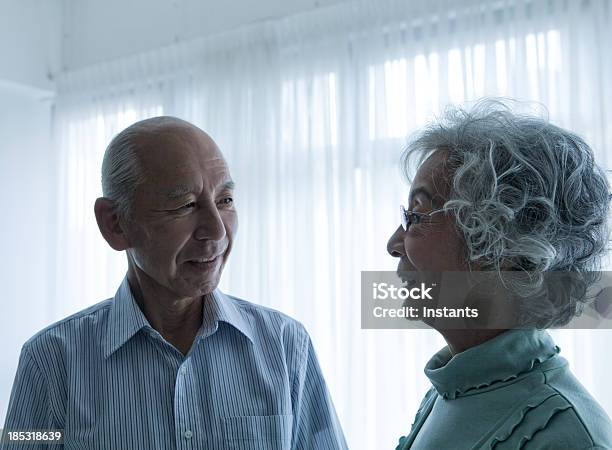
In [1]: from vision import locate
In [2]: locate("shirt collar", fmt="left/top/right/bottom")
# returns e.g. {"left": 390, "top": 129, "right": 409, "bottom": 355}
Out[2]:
{"left": 104, "top": 276, "right": 254, "bottom": 359}
{"left": 424, "top": 329, "right": 561, "bottom": 399}
{"left": 201, "top": 289, "right": 255, "bottom": 345}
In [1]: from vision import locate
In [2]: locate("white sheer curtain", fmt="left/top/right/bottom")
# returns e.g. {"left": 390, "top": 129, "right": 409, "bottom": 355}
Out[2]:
{"left": 51, "top": 0, "right": 612, "bottom": 448}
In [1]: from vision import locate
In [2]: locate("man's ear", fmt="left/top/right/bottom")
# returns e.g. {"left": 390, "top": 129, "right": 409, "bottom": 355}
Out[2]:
{"left": 94, "top": 197, "right": 131, "bottom": 251}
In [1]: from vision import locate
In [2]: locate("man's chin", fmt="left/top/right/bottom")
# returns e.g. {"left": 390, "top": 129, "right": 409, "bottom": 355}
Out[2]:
{"left": 180, "top": 261, "right": 224, "bottom": 292}
{"left": 174, "top": 272, "right": 221, "bottom": 298}
{"left": 193, "top": 277, "right": 221, "bottom": 296}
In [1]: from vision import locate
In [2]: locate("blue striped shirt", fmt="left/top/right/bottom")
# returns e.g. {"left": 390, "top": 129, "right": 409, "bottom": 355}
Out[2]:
{"left": 2, "top": 277, "right": 348, "bottom": 449}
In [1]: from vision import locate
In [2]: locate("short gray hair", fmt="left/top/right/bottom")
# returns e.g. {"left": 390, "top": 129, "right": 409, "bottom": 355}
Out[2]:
{"left": 402, "top": 99, "right": 611, "bottom": 327}
{"left": 101, "top": 116, "right": 193, "bottom": 220}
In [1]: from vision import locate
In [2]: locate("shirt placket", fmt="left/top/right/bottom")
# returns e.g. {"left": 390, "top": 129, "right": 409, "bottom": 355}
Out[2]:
{"left": 174, "top": 358, "right": 197, "bottom": 450}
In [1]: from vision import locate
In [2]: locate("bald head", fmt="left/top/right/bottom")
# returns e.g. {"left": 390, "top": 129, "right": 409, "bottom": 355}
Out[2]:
{"left": 96, "top": 115, "right": 236, "bottom": 298}
{"left": 101, "top": 116, "right": 218, "bottom": 220}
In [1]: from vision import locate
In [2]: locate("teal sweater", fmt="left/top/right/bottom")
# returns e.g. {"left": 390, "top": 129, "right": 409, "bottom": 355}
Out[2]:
{"left": 396, "top": 330, "right": 612, "bottom": 449}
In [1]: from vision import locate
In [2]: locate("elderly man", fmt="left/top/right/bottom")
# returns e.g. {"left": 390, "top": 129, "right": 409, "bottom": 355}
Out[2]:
{"left": 2, "top": 117, "right": 347, "bottom": 449}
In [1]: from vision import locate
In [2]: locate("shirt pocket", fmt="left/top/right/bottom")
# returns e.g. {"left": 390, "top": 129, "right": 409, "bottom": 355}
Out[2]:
{"left": 222, "top": 414, "right": 293, "bottom": 450}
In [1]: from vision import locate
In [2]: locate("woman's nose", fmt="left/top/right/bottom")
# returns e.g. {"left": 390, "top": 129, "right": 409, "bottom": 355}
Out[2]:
{"left": 387, "top": 225, "right": 406, "bottom": 257}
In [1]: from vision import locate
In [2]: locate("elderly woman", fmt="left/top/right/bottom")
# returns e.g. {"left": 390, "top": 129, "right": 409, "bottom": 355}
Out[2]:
{"left": 387, "top": 100, "right": 612, "bottom": 449}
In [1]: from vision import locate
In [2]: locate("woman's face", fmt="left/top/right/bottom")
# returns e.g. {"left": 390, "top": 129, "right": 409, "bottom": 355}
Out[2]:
{"left": 387, "top": 149, "right": 468, "bottom": 273}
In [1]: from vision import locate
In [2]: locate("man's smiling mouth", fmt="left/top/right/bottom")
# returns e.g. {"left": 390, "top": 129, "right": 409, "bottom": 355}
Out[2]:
{"left": 186, "top": 255, "right": 222, "bottom": 267}
{"left": 189, "top": 256, "right": 218, "bottom": 263}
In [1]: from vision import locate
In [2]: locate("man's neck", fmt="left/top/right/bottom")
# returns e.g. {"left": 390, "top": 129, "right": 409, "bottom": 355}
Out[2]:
{"left": 126, "top": 266, "right": 204, "bottom": 356}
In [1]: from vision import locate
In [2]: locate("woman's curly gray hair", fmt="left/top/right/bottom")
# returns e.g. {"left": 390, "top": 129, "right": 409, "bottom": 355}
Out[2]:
{"left": 402, "top": 99, "right": 611, "bottom": 328}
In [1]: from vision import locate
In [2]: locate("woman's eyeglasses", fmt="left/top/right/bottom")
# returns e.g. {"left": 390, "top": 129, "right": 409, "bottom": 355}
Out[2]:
{"left": 400, "top": 205, "right": 447, "bottom": 231}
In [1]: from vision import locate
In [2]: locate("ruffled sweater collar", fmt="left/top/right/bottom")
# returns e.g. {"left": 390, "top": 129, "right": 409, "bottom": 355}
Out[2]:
{"left": 424, "top": 330, "right": 559, "bottom": 400}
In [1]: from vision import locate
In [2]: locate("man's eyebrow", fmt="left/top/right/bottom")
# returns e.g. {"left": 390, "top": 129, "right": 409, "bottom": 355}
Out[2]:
{"left": 164, "top": 185, "right": 196, "bottom": 199}
{"left": 163, "top": 180, "right": 235, "bottom": 199}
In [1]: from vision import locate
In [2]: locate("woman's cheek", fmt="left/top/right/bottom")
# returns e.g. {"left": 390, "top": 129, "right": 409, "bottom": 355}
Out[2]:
{"left": 403, "top": 235, "right": 431, "bottom": 271}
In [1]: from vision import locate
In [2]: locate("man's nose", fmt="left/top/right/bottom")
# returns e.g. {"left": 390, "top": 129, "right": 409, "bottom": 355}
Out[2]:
{"left": 387, "top": 225, "right": 406, "bottom": 257}
{"left": 194, "top": 204, "right": 226, "bottom": 241}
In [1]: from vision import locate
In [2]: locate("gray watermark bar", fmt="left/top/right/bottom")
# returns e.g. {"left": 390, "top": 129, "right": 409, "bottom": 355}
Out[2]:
{"left": 361, "top": 271, "right": 612, "bottom": 329}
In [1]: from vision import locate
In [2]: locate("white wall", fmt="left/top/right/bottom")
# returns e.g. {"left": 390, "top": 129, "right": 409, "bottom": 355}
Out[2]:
{"left": 0, "top": 0, "right": 61, "bottom": 91}
{"left": 0, "top": 0, "right": 61, "bottom": 425}
{"left": 0, "top": 83, "right": 56, "bottom": 426}
{"left": 61, "top": 0, "right": 346, "bottom": 70}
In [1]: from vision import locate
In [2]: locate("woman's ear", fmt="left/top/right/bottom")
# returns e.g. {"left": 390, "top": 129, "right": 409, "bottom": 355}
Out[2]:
{"left": 94, "top": 197, "right": 131, "bottom": 251}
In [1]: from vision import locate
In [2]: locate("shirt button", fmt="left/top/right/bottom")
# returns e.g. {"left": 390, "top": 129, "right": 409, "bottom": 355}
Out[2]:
{"left": 184, "top": 430, "right": 193, "bottom": 439}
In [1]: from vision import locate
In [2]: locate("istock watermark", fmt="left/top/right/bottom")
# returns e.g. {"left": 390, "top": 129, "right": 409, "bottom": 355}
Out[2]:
{"left": 371, "top": 282, "right": 434, "bottom": 300}
{"left": 361, "top": 271, "right": 612, "bottom": 330}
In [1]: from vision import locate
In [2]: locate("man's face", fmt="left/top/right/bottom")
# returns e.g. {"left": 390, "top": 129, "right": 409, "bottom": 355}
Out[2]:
{"left": 124, "top": 126, "right": 236, "bottom": 298}
{"left": 387, "top": 149, "right": 467, "bottom": 273}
